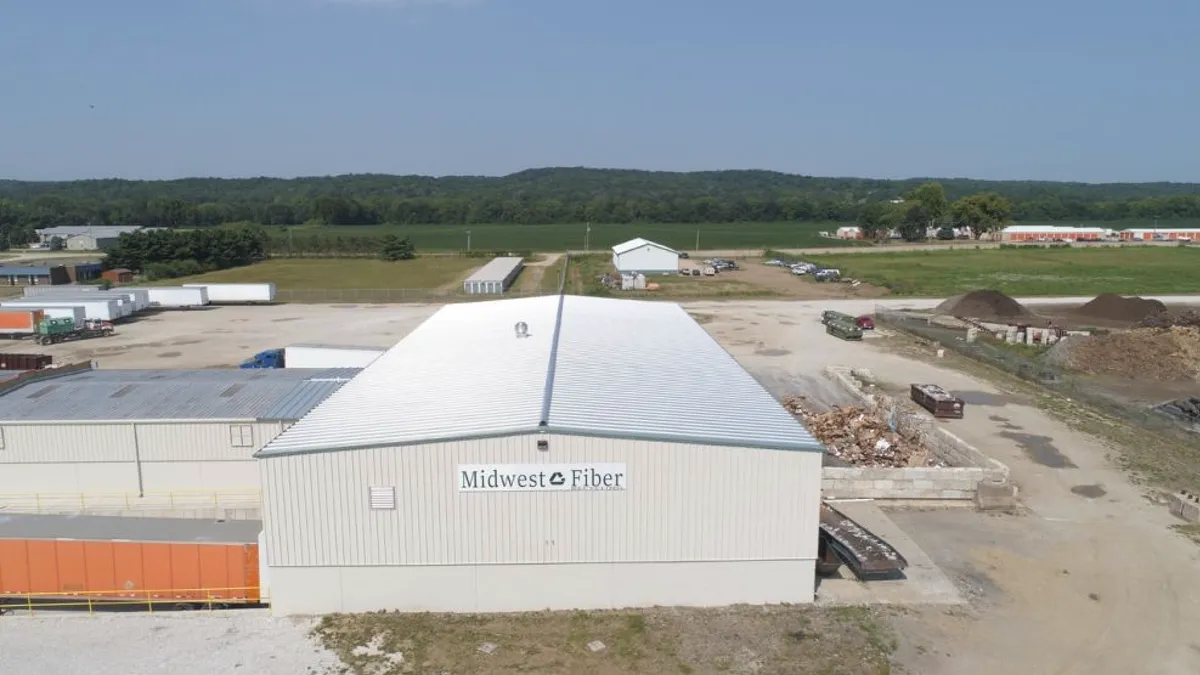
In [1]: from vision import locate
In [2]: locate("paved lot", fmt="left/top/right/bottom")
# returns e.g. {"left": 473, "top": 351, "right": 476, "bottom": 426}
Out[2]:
{"left": 7, "top": 295, "right": 1200, "bottom": 674}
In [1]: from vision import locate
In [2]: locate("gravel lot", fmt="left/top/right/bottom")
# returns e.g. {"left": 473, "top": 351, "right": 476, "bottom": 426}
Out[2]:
{"left": 0, "top": 610, "right": 341, "bottom": 675}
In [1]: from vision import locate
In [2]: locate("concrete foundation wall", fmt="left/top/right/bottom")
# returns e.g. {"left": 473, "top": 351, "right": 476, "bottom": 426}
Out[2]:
{"left": 820, "top": 367, "right": 1009, "bottom": 500}
{"left": 267, "top": 559, "right": 815, "bottom": 616}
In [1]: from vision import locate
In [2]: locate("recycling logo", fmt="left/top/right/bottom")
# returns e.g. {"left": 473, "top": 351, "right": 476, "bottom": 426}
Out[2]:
{"left": 549, "top": 472, "right": 566, "bottom": 486}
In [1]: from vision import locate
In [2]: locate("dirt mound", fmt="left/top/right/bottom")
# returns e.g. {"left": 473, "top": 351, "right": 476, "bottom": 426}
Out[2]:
{"left": 935, "top": 290, "right": 1037, "bottom": 323}
{"left": 1139, "top": 309, "right": 1200, "bottom": 329}
{"left": 1074, "top": 294, "right": 1166, "bottom": 323}
{"left": 1067, "top": 326, "right": 1200, "bottom": 382}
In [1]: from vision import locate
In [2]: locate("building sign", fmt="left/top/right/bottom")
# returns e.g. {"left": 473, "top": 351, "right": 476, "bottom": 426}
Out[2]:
{"left": 458, "top": 463, "right": 627, "bottom": 493}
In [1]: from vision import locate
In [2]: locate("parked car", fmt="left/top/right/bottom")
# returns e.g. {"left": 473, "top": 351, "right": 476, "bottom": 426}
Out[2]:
{"left": 679, "top": 252, "right": 690, "bottom": 259}
{"left": 856, "top": 315, "right": 875, "bottom": 330}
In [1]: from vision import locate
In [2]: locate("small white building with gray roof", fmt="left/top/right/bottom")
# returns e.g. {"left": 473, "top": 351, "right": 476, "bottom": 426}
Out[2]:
{"left": 256, "top": 294, "right": 823, "bottom": 616}
{"left": 0, "top": 366, "right": 358, "bottom": 503}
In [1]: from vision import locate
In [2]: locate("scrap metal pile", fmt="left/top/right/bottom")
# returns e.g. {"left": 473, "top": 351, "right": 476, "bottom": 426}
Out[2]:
{"left": 783, "top": 396, "right": 933, "bottom": 468}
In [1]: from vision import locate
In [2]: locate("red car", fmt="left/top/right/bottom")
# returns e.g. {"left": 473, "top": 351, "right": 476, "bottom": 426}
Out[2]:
{"left": 855, "top": 315, "right": 875, "bottom": 330}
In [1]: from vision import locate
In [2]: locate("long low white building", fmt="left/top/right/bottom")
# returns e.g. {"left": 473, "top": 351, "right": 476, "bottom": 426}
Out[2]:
{"left": 462, "top": 257, "right": 524, "bottom": 294}
{"left": 0, "top": 366, "right": 358, "bottom": 499}
{"left": 257, "top": 294, "right": 823, "bottom": 616}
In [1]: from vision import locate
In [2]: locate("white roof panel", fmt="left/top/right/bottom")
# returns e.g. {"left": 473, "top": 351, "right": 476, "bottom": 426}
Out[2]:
{"left": 464, "top": 257, "right": 524, "bottom": 283}
{"left": 259, "top": 295, "right": 819, "bottom": 456}
{"left": 611, "top": 238, "right": 678, "bottom": 255}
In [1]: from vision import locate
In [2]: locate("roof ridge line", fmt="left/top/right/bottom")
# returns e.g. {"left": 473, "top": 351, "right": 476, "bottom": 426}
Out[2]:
{"left": 538, "top": 292, "right": 568, "bottom": 428}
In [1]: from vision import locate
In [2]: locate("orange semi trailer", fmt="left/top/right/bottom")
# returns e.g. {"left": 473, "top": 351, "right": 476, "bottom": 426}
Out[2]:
{"left": 0, "top": 514, "right": 263, "bottom": 610}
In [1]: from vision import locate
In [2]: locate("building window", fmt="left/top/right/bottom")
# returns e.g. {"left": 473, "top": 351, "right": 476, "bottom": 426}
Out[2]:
{"left": 369, "top": 486, "right": 396, "bottom": 510}
{"left": 229, "top": 425, "right": 254, "bottom": 447}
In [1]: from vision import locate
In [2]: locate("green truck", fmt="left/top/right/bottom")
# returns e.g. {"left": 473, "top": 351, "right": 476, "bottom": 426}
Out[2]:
{"left": 33, "top": 317, "right": 115, "bottom": 346}
{"left": 825, "top": 319, "right": 863, "bottom": 341}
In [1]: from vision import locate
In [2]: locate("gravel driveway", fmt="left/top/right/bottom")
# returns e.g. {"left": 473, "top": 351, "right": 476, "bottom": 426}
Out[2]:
{"left": 0, "top": 610, "right": 342, "bottom": 675}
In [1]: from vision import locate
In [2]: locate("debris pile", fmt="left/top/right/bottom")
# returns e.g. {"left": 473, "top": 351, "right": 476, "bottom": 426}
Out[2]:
{"left": 1067, "top": 326, "right": 1200, "bottom": 381}
{"left": 1074, "top": 293, "right": 1166, "bottom": 323}
{"left": 783, "top": 397, "right": 931, "bottom": 467}
{"left": 934, "top": 290, "right": 1038, "bottom": 323}
{"left": 1139, "top": 309, "right": 1200, "bottom": 329}
{"left": 1156, "top": 397, "right": 1200, "bottom": 428}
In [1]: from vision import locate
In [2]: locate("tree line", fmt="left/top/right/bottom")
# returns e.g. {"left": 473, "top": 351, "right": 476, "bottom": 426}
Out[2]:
{"left": 103, "top": 226, "right": 269, "bottom": 280}
{"left": 1, "top": 169, "right": 1199, "bottom": 236}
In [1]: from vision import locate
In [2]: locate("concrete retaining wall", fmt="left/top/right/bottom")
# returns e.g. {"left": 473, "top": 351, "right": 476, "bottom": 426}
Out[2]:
{"left": 820, "top": 367, "right": 1010, "bottom": 500}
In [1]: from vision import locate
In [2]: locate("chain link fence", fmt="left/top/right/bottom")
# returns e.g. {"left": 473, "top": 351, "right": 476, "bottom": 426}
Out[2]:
{"left": 875, "top": 307, "right": 1199, "bottom": 445}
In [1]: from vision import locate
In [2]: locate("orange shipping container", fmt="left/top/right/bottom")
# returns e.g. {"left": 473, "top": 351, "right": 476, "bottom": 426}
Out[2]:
{"left": 0, "top": 514, "right": 261, "bottom": 606}
{"left": 0, "top": 309, "right": 44, "bottom": 331}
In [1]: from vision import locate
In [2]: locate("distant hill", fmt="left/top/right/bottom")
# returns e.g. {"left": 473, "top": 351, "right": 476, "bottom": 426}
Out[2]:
{"left": 1, "top": 167, "right": 1199, "bottom": 234}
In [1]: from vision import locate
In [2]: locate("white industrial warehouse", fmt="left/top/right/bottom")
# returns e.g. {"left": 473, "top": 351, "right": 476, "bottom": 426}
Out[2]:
{"left": 462, "top": 256, "right": 524, "bottom": 294}
{"left": 611, "top": 237, "right": 680, "bottom": 273}
{"left": 257, "top": 294, "right": 823, "bottom": 616}
{"left": 0, "top": 366, "right": 357, "bottom": 498}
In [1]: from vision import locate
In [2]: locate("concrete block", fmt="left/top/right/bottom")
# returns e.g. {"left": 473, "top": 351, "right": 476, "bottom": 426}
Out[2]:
{"left": 873, "top": 480, "right": 896, "bottom": 491}
{"left": 1168, "top": 492, "right": 1200, "bottom": 523}
{"left": 975, "top": 478, "right": 1018, "bottom": 512}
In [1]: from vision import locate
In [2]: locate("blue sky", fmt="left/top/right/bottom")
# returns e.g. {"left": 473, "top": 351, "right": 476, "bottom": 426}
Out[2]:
{"left": 1, "top": 0, "right": 1196, "bottom": 182}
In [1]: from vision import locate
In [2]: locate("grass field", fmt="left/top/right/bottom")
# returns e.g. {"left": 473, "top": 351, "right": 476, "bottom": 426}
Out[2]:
{"left": 161, "top": 257, "right": 482, "bottom": 290}
{"left": 264, "top": 221, "right": 862, "bottom": 253}
{"left": 806, "top": 246, "right": 1200, "bottom": 296}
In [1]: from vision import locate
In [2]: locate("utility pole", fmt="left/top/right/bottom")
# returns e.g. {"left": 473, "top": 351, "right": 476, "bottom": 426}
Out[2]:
{"left": 585, "top": 222, "right": 591, "bottom": 252}
{"left": 466, "top": 229, "right": 472, "bottom": 253}
{"left": 695, "top": 229, "right": 700, "bottom": 252}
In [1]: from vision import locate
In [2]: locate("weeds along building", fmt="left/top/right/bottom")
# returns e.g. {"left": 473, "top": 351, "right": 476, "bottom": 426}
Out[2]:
{"left": 257, "top": 294, "right": 823, "bottom": 616}
{"left": 0, "top": 367, "right": 357, "bottom": 502}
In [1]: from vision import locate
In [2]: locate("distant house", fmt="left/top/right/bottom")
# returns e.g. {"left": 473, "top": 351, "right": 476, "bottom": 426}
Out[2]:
{"left": 836, "top": 226, "right": 864, "bottom": 240}
{"left": 37, "top": 226, "right": 146, "bottom": 250}
{"left": 611, "top": 238, "right": 679, "bottom": 273}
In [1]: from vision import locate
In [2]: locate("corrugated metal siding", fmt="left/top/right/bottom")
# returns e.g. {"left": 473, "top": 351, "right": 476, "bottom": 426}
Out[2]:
{"left": 259, "top": 295, "right": 820, "bottom": 455}
{"left": 261, "top": 434, "right": 821, "bottom": 568}
{"left": 0, "top": 424, "right": 135, "bottom": 463}
{"left": 613, "top": 246, "right": 678, "bottom": 272}
{"left": 134, "top": 422, "right": 284, "bottom": 461}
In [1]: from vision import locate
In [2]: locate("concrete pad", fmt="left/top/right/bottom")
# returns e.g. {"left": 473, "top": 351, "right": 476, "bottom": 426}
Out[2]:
{"left": 815, "top": 500, "right": 965, "bottom": 606}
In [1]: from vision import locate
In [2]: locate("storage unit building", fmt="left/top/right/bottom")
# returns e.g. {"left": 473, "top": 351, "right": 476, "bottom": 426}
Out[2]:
{"left": 1119, "top": 228, "right": 1200, "bottom": 241}
{"left": 257, "top": 294, "right": 823, "bottom": 616}
{"left": 284, "top": 344, "right": 386, "bottom": 369}
{"left": 999, "top": 225, "right": 1108, "bottom": 241}
{"left": 0, "top": 266, "right": 70, "bottom": 286}
{"left": 611, "top": 238, "right": 680, "bottom": 273}
{"left": 462, "top": 257, "right": 524, "bottom": 295}
{"left": 0, "top": 367, "right": 359, "bottom": 500}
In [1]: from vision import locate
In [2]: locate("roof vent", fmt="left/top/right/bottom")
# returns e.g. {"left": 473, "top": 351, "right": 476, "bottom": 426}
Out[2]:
{"left": 514, "top": 321, "right": 530, "bottom": 338}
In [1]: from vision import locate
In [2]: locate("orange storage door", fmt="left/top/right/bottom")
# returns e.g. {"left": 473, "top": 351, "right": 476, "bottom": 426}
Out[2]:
{"left": 169, "top": 544, "right": 202, "bottom": 599}
{"left": 242, "top": 544, "right": 260, "bottom": 603}
{"left": 0, "top": 540, "right": 33, "bottom": 595}
{"left": 84, "top": 541, "right": 118, "bottom": 595}
{"left": 140, "top": 543, "right": 174, "bottom": 598}
{"left": 54, "top": 541, "right": 88, "bottom": 594}
{"left": 25, "top": 541, "right": 60, "bottom": 594}
{"left": 111, "top": 541, "right": 146, "bottom": 597}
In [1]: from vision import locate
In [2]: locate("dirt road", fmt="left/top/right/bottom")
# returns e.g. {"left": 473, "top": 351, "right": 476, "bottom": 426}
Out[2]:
{"left": 689, "top": 299, "right": 1200, "bottom": 675}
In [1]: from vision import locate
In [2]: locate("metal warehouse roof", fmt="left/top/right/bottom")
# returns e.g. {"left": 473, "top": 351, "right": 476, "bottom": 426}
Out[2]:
{"left": 37, "top": 225, "right": 145, "bottom": 238}
{"left": 0, "top": 368, "right": 359, "bottom": 422}
{"left": 258, "top": 295, "right": 821, "bottom": 457}
{"left": 0, "top": 267, "right": 53, "bottom": 276}
{"left": 464, "top": 257, "right": 524, "bottom": 283}
{"left": 0, "top": 513, "right": 261, "bottom": 544}
{"left": 611, "top": 237, "right": 678, "bottom": 255}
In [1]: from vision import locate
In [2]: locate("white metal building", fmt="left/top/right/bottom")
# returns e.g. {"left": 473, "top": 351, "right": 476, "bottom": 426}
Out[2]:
{"left": 257, "top": 294, "right": 823, "bottom": 616}
{"left": 0, "top": 367, "right": 357, "bottom": 498}
{"left": 611, "top": 238, "right": 679, "bottom": 273}
{"left": 999, "top": 225, "right": 1110, "bottom": 241}
{"left": 462, "top": 257, "right": 524, "bottom": 294}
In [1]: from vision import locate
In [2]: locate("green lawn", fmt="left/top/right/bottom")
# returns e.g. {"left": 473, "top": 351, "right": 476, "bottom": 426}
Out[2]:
{"left": 806, "top": 246, "right": 1200, "bottom": 296}
{"left": 160, "top": 257, "right": 482, "bottom": 290}
{"left": 262, "top": 221, "right": 863, "bottom": 253}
